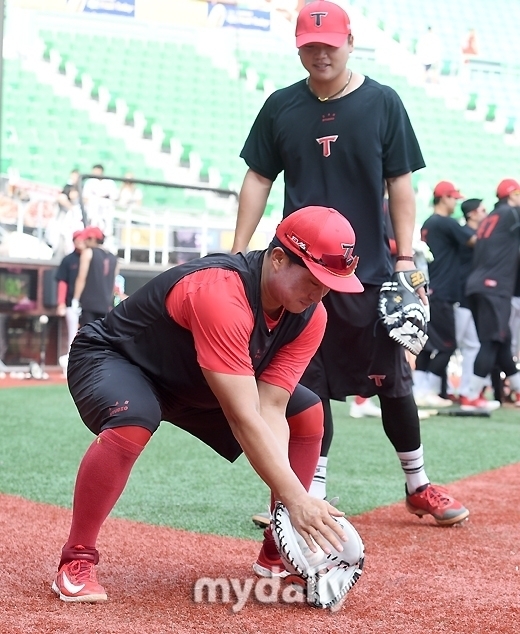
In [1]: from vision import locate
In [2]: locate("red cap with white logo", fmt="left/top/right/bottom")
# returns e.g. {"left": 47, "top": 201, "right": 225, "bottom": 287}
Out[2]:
{"left": 296, "top": 0, "right": 351, "bottom": 48}
{"left": 275, "top": 206, "right": 363, "bottom": 293}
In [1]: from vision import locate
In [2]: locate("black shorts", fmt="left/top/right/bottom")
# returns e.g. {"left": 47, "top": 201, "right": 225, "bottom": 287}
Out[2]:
{"left": 423, "top": 297, "right": 457, "bottom": 354}
{"left": 67, "top": 347, "right": 320, "bottom": 463}
{"left": 300, "top": 285, "right": 413, "bottom": 400}
{"left": 468, "top": 293, "right": 512, "bottom": 343}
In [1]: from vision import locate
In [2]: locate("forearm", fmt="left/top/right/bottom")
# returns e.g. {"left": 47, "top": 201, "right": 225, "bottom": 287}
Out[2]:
{"left": 73, "top": 277, "right": 86, "bottom": 301}
{"left": 231, "top": 169, "right": 273, "bottom": 254}
{"left": 387, "top": 173, "right": 416, "bottom": 269}
{"left": 227, "top": 409, "right": 307, "bottom": 505}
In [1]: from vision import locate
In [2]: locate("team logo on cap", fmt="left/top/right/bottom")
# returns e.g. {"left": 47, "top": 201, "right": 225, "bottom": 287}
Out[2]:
{"left": 287, "top": 232, "right": 358, "bottom": 276}
{"left": 310, "top": 11, "right": 328, "bottom": 26}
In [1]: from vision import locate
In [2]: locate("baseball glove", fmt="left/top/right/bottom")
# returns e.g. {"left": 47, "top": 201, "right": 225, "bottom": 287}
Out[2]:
{"left": 272, "top": 502, "right": 365, "bottom": 609}
{"left": 378, "top": 269, "right": 429, "bottom": 355}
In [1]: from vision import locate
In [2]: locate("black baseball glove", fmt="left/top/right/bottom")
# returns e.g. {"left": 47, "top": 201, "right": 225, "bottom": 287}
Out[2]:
{"left": 378, "top": 270, "right": 429, "bottom": 355}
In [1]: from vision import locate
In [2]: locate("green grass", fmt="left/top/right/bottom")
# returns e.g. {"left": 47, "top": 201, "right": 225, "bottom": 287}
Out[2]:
{"left": 0, "top": 386, "right": 518, "bottom": 539}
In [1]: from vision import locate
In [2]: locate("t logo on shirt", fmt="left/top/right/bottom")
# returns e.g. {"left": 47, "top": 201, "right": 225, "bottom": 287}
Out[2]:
{"left": 316, "top": 135, "right": 338, "bottom": 157}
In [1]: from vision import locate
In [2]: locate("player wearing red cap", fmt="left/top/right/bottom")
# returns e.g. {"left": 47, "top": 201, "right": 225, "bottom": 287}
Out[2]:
{"left": 52, "top": 206, "right": 363, "bottom": 603}
{"left": 462, "top": 179, "right": 520, "bottom": 410}
{"left": 71, "top": 226, "right": 119, "bottom": 327}
{"left": 414, "top": 181, "right": 483, "bottom": 408}
{"left": 233, "top": 0, "right": 469, "bottom": 531}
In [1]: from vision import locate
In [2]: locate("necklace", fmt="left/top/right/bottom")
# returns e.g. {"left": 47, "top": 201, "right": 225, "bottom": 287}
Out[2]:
{"left": 306, "top": 70, "right": 353, "bottom": 102}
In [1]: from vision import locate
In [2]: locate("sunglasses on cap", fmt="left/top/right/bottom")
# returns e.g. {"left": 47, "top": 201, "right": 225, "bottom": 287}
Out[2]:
{"left": 274, "top": 235, "right": 359, "bottom": 278}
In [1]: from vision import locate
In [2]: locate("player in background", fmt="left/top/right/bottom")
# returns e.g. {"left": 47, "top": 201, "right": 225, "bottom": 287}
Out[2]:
{"left": 52, "top": 206, "right": 362, "bottom": 603}
{"left": 55, "top": 230, "right": 86, "bottom": 364}
{"left": 413, "top": 181, "right": 486, "bottom": 408}
{"left": 462, "top": 179, "right": 520, "bottom": 409}
{"left": 449, "top": 198, "right": 489, "bottom": 401}
{"left": 233, "top": 0, "right": 468, "bottom": 527}
{"left": 71, "top": 226, "right": 119, "bottom": 327}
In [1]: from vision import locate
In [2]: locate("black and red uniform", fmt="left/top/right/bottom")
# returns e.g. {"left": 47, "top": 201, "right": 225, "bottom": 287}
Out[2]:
{"left": 79, "top": 248, "right": 118, "bottom": 326}
{"left": 241, "top": 76, "right": 425, "bottom": 400}
{"left": 465, "top": 201, "right": 520, "bottom": 379}
{"left": 68, "top": 250, "right": 325, "bottom": 461}
{"left": 419, "top": 214, "right": 472, "bottom": 355}
{"left": 55, "top": 250, "right": 81, "bottom": 307}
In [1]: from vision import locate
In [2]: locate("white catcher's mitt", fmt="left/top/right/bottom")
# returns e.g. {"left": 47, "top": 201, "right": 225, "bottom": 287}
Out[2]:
{"left": 272, "top": 502, "right": 364, "bottom": 609}
{"left": 378, "top": 269, "right": 429, "bottom": 355}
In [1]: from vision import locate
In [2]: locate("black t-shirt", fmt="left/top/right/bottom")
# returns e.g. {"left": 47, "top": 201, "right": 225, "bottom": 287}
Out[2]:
{"left": 80, "top": 248, "right": 118, "bottom": 313}
{"left": 420, "top": 214, "right": 472, "bottom": 302}
{"left": 240, "top": 77, "right": 425, "bottom": 285}
{"left": 466, "top": 202, "right": 520, "bottom": 298}
{"left": 55, "top": 250, "right": 80, "bottom": 307}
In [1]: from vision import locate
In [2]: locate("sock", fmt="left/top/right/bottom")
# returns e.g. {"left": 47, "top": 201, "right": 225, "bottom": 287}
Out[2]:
{"left": 413, "top": 370, "right": 428, "bottom": 394}
{"left": 63, "top": 428, "right": 147, "bottom": 559}
{"left": 397, "top": 444, "right": 429, "bottom": 494}
{"left": 354, "top": 396, "right": 367, "bottom": 405}
{"left": 466, "top": 375, "right": 488, "bottom": 400}
{"left": 427, "top": 373, "right": 443, "bottom": 395}
{"left": 261, "top": 526, "right": 280, "bottom": 560}
{"left": 308, "top": 456, "right": 328, "bottom": 499}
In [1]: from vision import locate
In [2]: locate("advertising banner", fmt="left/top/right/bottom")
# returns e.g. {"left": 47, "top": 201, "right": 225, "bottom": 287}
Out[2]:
{"left": 207, "top": 2, "right": 270, "bottom": 31}
{"left": 67, "top": 0, "right": 135, "bottom": 17}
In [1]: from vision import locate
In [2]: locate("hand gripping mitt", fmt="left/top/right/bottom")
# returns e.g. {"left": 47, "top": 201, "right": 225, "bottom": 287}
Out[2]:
{"left": 272, "top": 502, "right": 364, "bottom": 609}
{"left": 378, "top": 269, "right": 429, "bottom": 355}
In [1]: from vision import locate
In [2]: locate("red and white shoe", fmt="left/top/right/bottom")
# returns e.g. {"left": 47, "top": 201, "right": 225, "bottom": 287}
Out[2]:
{"left": 406, "top": 483, "right": 469, "bottom": 526}
{"left": 460, "top": 396, "right": 501, "bottom": 412}
{"left": 52, "top": 545, "right": 107, "bottom": 603}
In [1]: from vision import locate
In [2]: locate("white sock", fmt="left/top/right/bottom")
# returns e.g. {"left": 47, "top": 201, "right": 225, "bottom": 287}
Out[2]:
{"left": 397, "top": 445, "right": 429, "bottom": 494}
{"left": 413, "top": 370, "right": 428, "bottom": 394}
{"left": 466, "top": 375, "right": 488, "bottom": 400}
{"left": 309, "top": 456, "right": 328, "bottom": 499}
{"left": 427, "top": 373, "right": 443, "bottom": 395}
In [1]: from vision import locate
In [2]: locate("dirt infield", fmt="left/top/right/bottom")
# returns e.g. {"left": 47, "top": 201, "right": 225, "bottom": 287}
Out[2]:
{"left": 2, "top": 464, "right": 519, "bottom": 634}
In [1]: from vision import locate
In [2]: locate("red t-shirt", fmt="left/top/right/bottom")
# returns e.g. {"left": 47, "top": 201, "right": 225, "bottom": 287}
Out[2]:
{"left": 166, "top": 268, "right": 326, "bottom": 394}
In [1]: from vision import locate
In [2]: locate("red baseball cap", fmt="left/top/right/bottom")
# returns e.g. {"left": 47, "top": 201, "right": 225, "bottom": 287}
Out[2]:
{"left": 433, "top": 181, "right": 464, "bottom": 199}
{"left": 295, "top": 0, "right": 351, "bottom": 48}
{"left": 275, "top": 206, "right": 363, "bottom": 293}
{"left": 496, "top": 178, "right": 520, "bottom": 199}
{"left": 72, "top": 230, "right": 85, "bottom": 241}
{"left": 81, "top": 226, "right": 105, "bottom": 241}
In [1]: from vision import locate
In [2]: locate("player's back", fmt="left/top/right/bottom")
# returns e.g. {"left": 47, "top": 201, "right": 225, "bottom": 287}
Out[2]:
{"left": 466, "top": 203, "right": 520, "bottom": 298}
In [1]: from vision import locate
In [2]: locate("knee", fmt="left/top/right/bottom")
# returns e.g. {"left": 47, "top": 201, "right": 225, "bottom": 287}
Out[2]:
{"left": 287, "top": 401, "right": 324, "bottom": 439}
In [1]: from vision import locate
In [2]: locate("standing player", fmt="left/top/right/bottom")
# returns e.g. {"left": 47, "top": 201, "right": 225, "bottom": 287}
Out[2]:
{"left": 52, "top": 206, "right": 362, "bottom": 602}
{"left": 452, "top": 198, "right": 488, "bottom": 401}
{"left": 71, "top": 226, "right": 119, "bottom": 327}
{"left": 462, "top": 179, "right": 520, "bottom": 409}
{"left": 55, "top": 230, "right": 86, "bottom": 358}
{"left": 232, "top": 0, "right": 469, "bottom": 526}
{"left": 414, "top": 181, "right": 481, "bottom": 407}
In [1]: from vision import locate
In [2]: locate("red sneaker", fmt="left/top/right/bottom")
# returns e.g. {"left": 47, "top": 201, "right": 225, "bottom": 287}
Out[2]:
{"left": 460, "top": 395, "right": 501, "bottom": 412}
{"left": 52, "top": 546, "right": 107, "bottom": 603}
{"left": 406, "top": 484, "right": 469, "bottom": 526}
